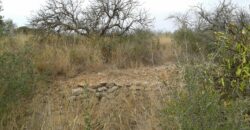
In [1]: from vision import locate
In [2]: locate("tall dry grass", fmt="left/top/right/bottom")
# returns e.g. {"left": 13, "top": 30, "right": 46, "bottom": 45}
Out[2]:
{"left": 0, "top": 32, "right": 167, "bottom": 129}
{"left": 14, "top": 32, "right": 163, "bottom": 77}
{"left": 18, "top": 85, "right": 169, "bottom": 130}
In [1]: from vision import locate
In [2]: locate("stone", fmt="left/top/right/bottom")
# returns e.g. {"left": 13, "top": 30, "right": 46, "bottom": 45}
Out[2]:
{"left": 72, "top": 87, "right": 84, "bottom": 96}
{"left": 107, "top": 86, "right": 119, "bottom": 93}
{"left": 100, "top": 82, "right": 108, "bottom": 86}
{"left": 86, "top": 87, "right": 96, "bottom": 93}
{"left": 106, "top": 83, "right": 116, "bottom": 88}
{"left": 77, "top": 82, "right": 86, "bottom": 88}
{"left": 97, "top": 87, "right": 108, "bottom": 92}
{"left": 96, "top": 92, "right": 101, "bottom": 97}
{"left": 92, "top": 82, "right": 107, "bottom": 89}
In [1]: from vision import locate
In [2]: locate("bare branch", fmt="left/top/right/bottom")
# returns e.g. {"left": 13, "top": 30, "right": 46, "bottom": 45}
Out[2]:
{"left": 30, "top": 0, "right": 152, "bottom": 36}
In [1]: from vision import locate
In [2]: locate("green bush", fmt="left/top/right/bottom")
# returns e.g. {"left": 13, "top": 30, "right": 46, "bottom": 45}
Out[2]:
{"left": 163, "top": 25, "right": 250, "bottom": 128}
{"left": 212, "top": 25, "right": 250, "bottom": 98}
{"left": 172, "top": 22, "right": 250, "bottom": 98}
{"left": 0, "top": 46, "right": 36, "bottom": 114}
{"left": 173, "top": 28, "right": 216, "bottom": 56}
{"left": 174, "top": 28, "right": 201, "bottom": 53}
{"left": 162, "top": 64, "right": 250, "bottom": 130}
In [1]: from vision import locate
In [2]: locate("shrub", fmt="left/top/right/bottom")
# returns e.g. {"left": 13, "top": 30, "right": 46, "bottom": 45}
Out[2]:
{"left": 0, "top": 45, "right": 36, "bottom": 115}
{"left": 173, "top": 28, "right": 202, "bottom": 54}
{"left": 163, "top": 24, "right": 250, "bottom": 129}
{"left": 162, "top": 64, "right": 250, "bottom": 130}
{"left": 212, "top": 25, "right": 250, "bottom": 98}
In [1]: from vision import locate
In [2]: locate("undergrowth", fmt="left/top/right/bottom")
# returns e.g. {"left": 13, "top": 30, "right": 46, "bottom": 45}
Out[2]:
{"left": 163, "top": 25, "right": 250, "bottom": 129}
{"left": 163, "top": 64, "right": 250, "bottom": 130}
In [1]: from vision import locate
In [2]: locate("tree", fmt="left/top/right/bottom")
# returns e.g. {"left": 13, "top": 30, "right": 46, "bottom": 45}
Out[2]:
{"left": 169, "top": 0, "right": 250, "bottom": 34}
{"left": 193, "top": 0, "right": 250, "bottom": 47}
{"left": 30, "top": 0, "right": 152, "bottom": 36}
{"left": 169, "top": 0, "right": 250, "bottom": 54}
{"left": 86, "top": 0, "right": 151, "bottom": 36}
{"left": 0, "top": 0, "right": 4, "bottom": 34}
{"left": 3, "top": 19, "right": 16, "bottom": 35}
{"left": 30, "top": 0, "right": 88, "bottom": 35}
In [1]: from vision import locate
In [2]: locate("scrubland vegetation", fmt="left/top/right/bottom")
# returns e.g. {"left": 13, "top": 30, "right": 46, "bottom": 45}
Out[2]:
{"left": 163, "top": 1, "right": 250, "bottom": 129}
{"left": 0, "top": 29, "right": 164, "bottom": 129}
{"left": 0, "top": 0, "right": 249, "bottom": 129}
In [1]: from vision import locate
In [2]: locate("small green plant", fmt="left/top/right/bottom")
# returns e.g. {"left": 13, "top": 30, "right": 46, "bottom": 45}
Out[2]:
{"left": 83, "top": 84, "right": 93, "bottom": 130}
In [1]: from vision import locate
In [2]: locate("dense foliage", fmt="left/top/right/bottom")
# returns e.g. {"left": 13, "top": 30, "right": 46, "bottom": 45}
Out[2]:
{"left": 0, "top": 46, "right": 36, "bottom": 114}
{"left": 163, "top": 64, "right": 250, "bottom": 130}
{"left": 165, "top": 1, "right": 250, "bottom": 129}
{"left": 213, "top": 25, "right": 250, "bottom": 98}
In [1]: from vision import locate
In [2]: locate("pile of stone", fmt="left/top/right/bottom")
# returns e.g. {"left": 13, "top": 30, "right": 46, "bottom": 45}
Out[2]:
{"left": 70, "top": 82, "right": 122, "bottom": 101}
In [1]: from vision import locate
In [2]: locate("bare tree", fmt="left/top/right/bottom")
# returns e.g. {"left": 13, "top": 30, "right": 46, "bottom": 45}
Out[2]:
{"left": 194, "top": 0, "right": 237, "bottom": 32}
{"left": 30, "top": 0, "right": 90, "bottom": 36}
{"left": 167, "top": 0, "right": 250, "bottom": 54}
{"left": 168, "top": 0, "right": 250, "bottom": 33}
{"left": 30, "top": 0, "right": 152, "bottom": 36}
{"left": 167, "top": 11, "right": 193, "bottom": 30}
{"left": 86, "top": 0, "right": 151, "bottom": 36}
{"left": 193, "top": 0, "right": 250, "bottom": 33}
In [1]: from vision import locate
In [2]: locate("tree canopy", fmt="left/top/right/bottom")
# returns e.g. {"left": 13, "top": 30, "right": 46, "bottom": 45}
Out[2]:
{"left": 30, "top": 0, "right": 152, "bottom": 36}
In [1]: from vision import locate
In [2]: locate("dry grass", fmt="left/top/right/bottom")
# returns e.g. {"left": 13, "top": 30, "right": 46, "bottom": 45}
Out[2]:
{"left": 0, "top": 33, "right": 163, "bottom": 77}
{"left": 0, "top": 34, "right": 147, "bottom": 76}
{"left": 158, "top": 35, "right": 176, "bottom": 63}
{"left": 23, "top": 87, "right": 165, "bottom": 130}
{"left": 9, "top": 64, "right": 180, "bottom": 130}
{"left": 0, "top": 33, "right": 174, "bottom": 129}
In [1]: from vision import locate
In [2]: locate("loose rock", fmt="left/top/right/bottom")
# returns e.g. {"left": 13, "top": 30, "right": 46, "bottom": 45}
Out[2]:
{"left": 77, "top": 82, "right": 86, "bottom": 88}
{"left": 97, "top": 87, "right": 108, "bottom": 92}
{"left": 108, "top": 86, "right": 119, "bottom": 93}
{"left": 86, "top": 88, "right": 96, "bottom": 93}
{"left": 72, "top": 88, "right": 84, "bottom": 96}
{"left": 100, "top": 82, "right": 108, "bottom": 86}
{"left": 106, "top": 83, "right": 116, "bottom": 88}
